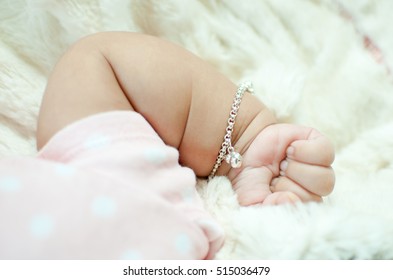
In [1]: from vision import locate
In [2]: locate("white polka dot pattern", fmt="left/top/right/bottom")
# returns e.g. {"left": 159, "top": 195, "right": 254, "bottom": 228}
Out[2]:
{"left": 143, "top": 148, "right": 167, "bottom": 164}
{"left": 30, "top": 214, "right": 55, "bottom": 239}
{"left": 121, "top": 250, "right": 142, "bottom": 260}
{"left": 174, "top": 233, "right": 192, "bottom": 255}
{"left": 91, "top": 196, "right": 117, "bottom": 218}
{"left": 84, "top": 134, "right": 110, "bottom": 150}
{"left": 55, "top": 164, "right": 76, "bottom": 177}
{"left": 0, "top": 176, "right": 22, "bottom": 193}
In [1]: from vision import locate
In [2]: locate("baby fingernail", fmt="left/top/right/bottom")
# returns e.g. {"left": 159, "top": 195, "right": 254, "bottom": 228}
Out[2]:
{"left": 286, "top": 146, "right": 294, "bottom": 157}
{"left": 280, "top": 160, "right": 288, "bottom": 172}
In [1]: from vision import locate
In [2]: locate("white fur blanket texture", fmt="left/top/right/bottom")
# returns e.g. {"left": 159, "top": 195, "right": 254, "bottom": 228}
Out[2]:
{"left": 1, "top": 0, "right": 393, "bottom": 259}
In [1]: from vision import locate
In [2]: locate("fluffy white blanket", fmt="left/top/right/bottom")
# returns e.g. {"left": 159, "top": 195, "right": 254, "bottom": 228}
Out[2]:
{"left": 1, "top": 0, "right": 393, "bottom": 259}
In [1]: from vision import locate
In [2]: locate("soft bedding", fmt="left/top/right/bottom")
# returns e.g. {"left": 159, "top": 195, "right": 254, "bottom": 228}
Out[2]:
{"left": 1, "top": 0, "right": 393, "bottom": 259}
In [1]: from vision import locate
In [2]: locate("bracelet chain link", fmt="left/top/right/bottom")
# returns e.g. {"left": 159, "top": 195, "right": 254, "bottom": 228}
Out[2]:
{"left": 208, "top": 81, "right": 254, "bottom": 181}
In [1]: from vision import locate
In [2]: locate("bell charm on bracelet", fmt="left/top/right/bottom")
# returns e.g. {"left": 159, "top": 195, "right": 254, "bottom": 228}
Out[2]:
{"left": 225, "top": 150, "right": 242, "bottom": 168}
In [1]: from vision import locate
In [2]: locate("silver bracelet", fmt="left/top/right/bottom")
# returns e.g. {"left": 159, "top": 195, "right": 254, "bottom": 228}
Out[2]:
{"left": 208, "top": 81, "right": 254, "bottom": 181}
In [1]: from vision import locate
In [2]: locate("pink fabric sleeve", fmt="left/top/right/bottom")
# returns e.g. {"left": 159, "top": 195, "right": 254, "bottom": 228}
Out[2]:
{"left": 0, "top": 111, "right": 224, "bottom": 259}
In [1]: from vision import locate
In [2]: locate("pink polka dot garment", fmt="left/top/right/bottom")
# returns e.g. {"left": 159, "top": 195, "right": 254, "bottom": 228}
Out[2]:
{"left": 0, "top": 111, "right": 224, "bottom": 259}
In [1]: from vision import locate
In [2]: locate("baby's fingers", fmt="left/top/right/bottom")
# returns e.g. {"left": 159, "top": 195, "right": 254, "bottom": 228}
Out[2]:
{"left": 280, "top": 159, "right": 335, "bottom": 196}
{"left": 262, "top": 191, "right": 301, "bottom": 205}
{"left": 271, "top": 176, "right": 323, "bottom": 202}
{"left": 287, "top": 129, "right": 335, "bottom": 167}
{"left": 230, "top": 166, "right": 274, "bottom": 206}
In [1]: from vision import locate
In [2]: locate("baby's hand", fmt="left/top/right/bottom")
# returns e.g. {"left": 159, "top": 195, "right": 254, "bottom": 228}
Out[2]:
{"left": 227, "top": 124, "right": 335, "bottom": 206}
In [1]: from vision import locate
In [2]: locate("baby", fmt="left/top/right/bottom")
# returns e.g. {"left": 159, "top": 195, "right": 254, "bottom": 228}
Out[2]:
{"left": 0, "top": 32, "right": 334, "bottom": 260}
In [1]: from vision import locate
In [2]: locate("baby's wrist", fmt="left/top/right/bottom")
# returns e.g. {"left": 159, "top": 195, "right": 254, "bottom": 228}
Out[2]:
{"left": 215, "top": 97, "right": 277, "bottom": 177}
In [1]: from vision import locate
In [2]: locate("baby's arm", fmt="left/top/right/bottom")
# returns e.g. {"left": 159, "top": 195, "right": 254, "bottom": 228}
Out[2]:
{"left": 37, "top": 32, "right": 334, "bottom": 205}
{"left": 38, "top": 32, "right": 274, "bottom": 177}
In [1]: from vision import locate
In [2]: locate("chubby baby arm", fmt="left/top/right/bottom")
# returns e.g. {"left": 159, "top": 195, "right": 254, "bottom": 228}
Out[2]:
{"left": 37, "top": 31, "right": 335, "bottom": 207}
